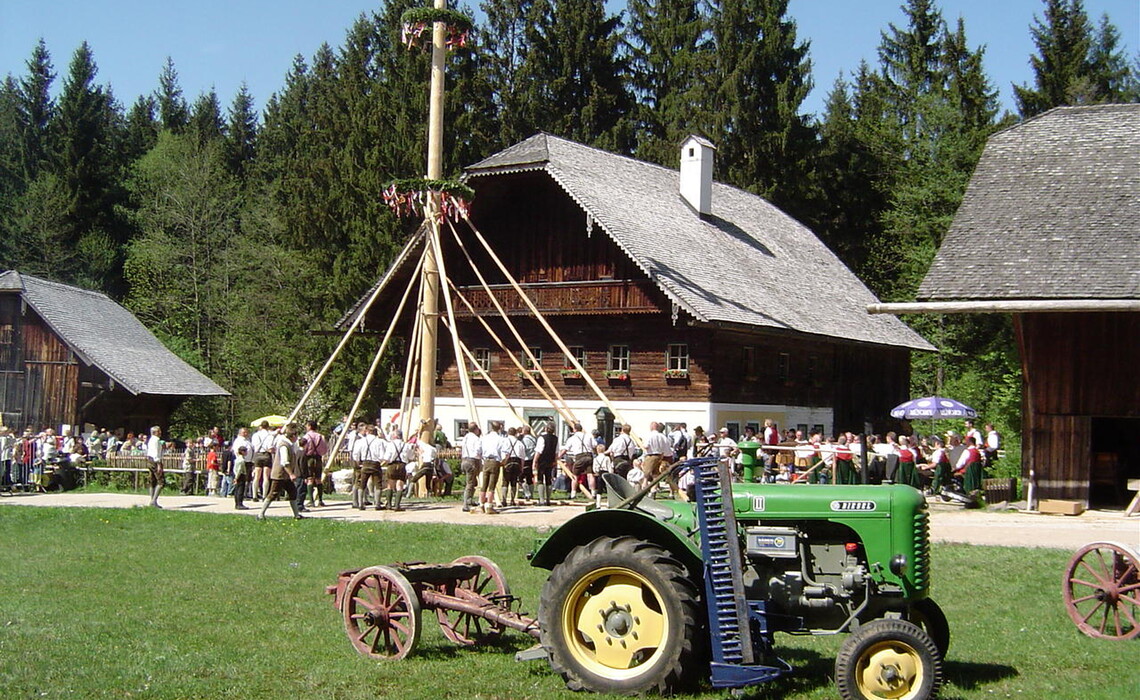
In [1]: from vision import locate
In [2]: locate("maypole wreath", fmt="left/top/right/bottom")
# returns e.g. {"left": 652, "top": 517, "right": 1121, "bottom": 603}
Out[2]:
{"left": 400, "top": 7, "right": 474, "bottom": 50}
{"left": 383, "top": 177, "right": 475, "bottom": 221}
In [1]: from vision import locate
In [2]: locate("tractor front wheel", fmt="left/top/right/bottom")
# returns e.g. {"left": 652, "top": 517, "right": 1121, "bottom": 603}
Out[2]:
{"left": 836, "top": 618, "right": 942, "bottom": 700}
{"left": 539, "top": 536, "right": 703, "bottom": 695}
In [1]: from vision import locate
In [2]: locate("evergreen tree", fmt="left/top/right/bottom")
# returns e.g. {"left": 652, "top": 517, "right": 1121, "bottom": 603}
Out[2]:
{"left": 480, "top": 0, "right": 536, "bottom": 147}
{"left": 16, "top": 39, "right": 56, "bottom": 182}
{"left": 1010, "top": 0, "right": 1137, "bottom": 115}
{"left": 1087, "top": 14, "right": 1139, "bottom": 102}
{"left": 156, "top": 57, "right": 190, "bottom": 132}
{"left": 0, "top": 77, "right": 28, "bottom": 267}
{"left": 224, "top": 84, "right": 258, "bottom": 179}
{"left": 625, "top": 0, "right": 711, "bottom": 166}
{"left": 188, "top": 88, "right": 225, "bottom": 145}
{"left": 708, "top": 0, "right": 815, "bottom": 216}
{"left": 123, "top": 95, "right": 159, "bottom": 162}
{"left": 811, "top": 69, "right": 892, "bottom": 276}
{"left": 50, "top": 42, "right": 129, "bottom": 292}
{"left": 518, "top": 0, "right": 632, "bottom": 150}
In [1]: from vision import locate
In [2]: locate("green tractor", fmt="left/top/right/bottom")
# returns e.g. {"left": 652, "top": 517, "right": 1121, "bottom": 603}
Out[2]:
{"left": 529, "top": 456, "right": 948, "bottom": 699}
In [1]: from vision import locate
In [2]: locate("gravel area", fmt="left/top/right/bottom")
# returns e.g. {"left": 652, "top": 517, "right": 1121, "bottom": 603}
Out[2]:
{"left": 1, "top": 490, "right": 1136, "bottom": 551}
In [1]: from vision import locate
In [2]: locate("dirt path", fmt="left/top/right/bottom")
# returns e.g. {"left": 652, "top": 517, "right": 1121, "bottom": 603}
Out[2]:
{"left": 1, "top": 490, "right": 1136, "bottom": 551}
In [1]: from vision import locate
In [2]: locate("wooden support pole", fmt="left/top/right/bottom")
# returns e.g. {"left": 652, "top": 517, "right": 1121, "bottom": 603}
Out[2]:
{"left": 442, "top": 218, "right": 578, "bottom": 423}
{"left": 282, "top": 240, "right": 422, "bottom": 427}
{"left": 323, "top": 261, "right": 422, "bottom": 473}
{"left": 429, "top": 212, "right": 479, "bottom": 425}
{"left": 456, "top": 215, "right": 643, "bottom": 447}
{"left": 448, "top": 278, "right": 576, "bottom": 424}
{"left": 442, "top": 316, "right": 529, "bottom": 427}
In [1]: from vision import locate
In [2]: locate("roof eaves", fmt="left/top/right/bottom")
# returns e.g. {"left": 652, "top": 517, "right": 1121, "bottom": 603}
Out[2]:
{"left": 542, "top": 163, "right": 709, "bottom": 325}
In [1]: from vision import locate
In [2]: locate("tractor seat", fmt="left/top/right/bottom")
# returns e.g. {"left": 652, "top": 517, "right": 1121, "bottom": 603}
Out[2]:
{"left": 601, "top": 473, "right": 674, "bottom": 519}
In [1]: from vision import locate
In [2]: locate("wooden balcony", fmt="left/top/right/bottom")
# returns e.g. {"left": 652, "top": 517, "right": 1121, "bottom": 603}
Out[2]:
{"left": 452, "top": 280, "right": 661, "bottom": 316}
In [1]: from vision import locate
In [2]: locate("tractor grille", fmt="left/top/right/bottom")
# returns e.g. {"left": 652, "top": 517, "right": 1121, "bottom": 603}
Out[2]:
{"left": 911, "top": 509, "right": 931, "bottom": 591}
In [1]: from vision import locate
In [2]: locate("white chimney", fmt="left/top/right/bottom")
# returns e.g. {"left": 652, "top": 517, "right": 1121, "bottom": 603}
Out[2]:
{"left": 679, "top": 135, "right": 715, "bottom": 216}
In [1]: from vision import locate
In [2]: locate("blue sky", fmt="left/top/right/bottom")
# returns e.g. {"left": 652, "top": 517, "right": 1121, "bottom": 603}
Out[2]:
{"left": 2, "top": 0, "right": 1137, "bottom": 120}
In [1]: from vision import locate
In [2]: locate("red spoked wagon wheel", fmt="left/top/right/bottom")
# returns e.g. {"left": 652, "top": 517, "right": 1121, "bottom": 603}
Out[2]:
{"left": 1062, "top": 541, "right": 1140, "bottom": 640}
{"left": 343, "top": 566, "right": 423, "bottom": 659}
{"left": 436, "top": 555, "right": 511, "bottom": 645}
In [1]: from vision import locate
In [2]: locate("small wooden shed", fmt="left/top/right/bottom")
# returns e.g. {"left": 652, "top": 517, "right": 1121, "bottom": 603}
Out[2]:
{"left": 871, "top": 105, "right": 1140, "bottom": 508}
{"left": 0, "top": 270, "right": 230, "bottom": 435}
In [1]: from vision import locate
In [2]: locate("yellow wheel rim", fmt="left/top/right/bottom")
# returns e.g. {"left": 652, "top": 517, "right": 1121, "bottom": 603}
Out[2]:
{"left": 854, "top": 639, "right": 925, "bottom": 699}
{"left": 560, "top": 566, "right": 669, "bottom": 681}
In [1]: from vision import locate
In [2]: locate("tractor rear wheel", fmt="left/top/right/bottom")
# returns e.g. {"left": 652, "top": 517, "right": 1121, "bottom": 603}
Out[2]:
{"left": 836, "top": 618, "right": 942, "bottom": 700}
{"left": 539, "top": 536, "right": 703, "bottom": 695}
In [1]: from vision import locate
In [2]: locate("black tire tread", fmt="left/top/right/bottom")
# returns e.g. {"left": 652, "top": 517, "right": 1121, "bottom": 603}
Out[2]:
{"left": 835, "top": 618, "right": 942, "bottom": 700}
{"left": 539, "top": 535, "right": 703, "bottom": 695}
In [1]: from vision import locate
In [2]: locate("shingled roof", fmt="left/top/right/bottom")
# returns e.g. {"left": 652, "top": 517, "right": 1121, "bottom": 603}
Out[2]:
{"left": 465, "top": 133, "right": 933, "bottom": 350}
{"left": 919, "top": 104, "right": 1140, "bottom": 301}
{"left": 0, "top": 271, "right": 229, "bottom": 397}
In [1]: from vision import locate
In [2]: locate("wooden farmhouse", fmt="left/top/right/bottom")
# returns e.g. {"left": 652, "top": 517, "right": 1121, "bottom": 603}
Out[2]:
{"left": 347, "top": 134, "right": 932, "bottom": 442}
{"left": 0, "top": 270, "right": 230, "bottom": 435}
{"left": 874, "top": 104, "right": 1139, "bottom": 509}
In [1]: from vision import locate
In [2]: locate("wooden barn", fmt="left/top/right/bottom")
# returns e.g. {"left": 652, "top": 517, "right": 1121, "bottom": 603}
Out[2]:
{"left": 871, "top": 105, "right": 1140, "bottom": 509}
{"left": 346, "top": 134, "right": 932, "bottom": 442}
{"left": 0, "top": 271, "right": 230, "bottom": 435}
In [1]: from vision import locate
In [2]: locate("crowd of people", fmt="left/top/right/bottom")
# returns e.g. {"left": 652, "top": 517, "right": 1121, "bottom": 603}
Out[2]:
{"left": 1, "top": 414, "right": 1002, "bottom": 509}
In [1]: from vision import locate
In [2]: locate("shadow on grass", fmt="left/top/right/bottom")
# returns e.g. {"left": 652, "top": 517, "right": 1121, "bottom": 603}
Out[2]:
{"left": 415, "top": 634, "right": 534, "bottom": 660}
{"left": 734, "top": 646, "right": 834, "bottom": 699}
{"left": 943, "top": 659, "right": 1018, "bottom": 690}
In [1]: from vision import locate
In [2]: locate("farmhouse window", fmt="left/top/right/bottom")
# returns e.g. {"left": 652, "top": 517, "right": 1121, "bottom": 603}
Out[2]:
{"left": 608, "top": 345, "right": 630, "bottom": 372}
{"left": 520, "top": 347, "right": 542, "bottom": 370}
{"left": 473, "top": 348, "right": 491, "bottom": 372}
{"left": 565, "top": 346, "right": 587, "bottom": 368}
{"left": 667, "top": 343, "right": 689, "bottom": 372}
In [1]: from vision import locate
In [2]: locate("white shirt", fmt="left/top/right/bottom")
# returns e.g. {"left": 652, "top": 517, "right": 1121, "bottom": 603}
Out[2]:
{"left": 607, "top": 433, "right": 636, "bottom": 459}
{"left": 232, "top": 435, "right": 252, "bottom": 460}
{"left": 985, "top": 431, "right": 1000, "bottom": 450}
{"left": 643, "top": 430, "right": 671, "bottom": 457}
{"left": 353, "top": 434, "right": 386, "bottom": 463}
{"left": 481, "top": 431, "right": 505, "bottom": 461}
{"left": 505, "top": 436, "right": 526, "bottom": 461}
{"left": 417, "top": 442, "right": 437, "bottom": 465}
{"left": 146, "top": 435, "right": 164, "bottom": 462}
{"left": 461, "top": 432, "right": 483, "bottom": 460}
{"left": 563, "top": 431, "right": 589, "bottom": 457}
{"left": 715, "top": 436, "right": 737, "bottom": 458}
{"left": 252, "top": 429, "right": 274, "bottom": 454}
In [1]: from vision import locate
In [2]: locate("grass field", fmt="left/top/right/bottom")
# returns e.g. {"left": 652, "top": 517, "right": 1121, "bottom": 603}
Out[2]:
{"left": 0, "top": 506, "right": 1134, "bottom": 699}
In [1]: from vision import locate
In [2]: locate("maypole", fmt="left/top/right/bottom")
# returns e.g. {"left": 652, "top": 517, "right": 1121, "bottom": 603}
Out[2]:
{"left": 417, "top": 0, "right": 447, "bottom": 446}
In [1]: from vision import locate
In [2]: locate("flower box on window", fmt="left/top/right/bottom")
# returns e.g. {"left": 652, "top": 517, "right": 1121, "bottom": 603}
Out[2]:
{"left": 560, "top": 368, "right": 583, "bottom": 379}
{"left": 663, "top": 368, "right": 689, "bottom": 379}
{"left": 604, "top": 370, "right": 629, "bottom": 381}
{"left": 516, "top": 369, "right": 544, "bottom": 379}
{"left": 467, "top": 369, "right": 488, "bottom": 380}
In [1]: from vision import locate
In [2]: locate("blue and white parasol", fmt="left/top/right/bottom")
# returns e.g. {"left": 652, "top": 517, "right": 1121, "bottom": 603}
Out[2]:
{"left": 890, "top": 396, "right": 977, "bottom": 420}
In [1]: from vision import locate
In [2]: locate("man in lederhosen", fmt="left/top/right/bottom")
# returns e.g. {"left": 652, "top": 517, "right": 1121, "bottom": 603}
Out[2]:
{"left": 145, "top": 425, "right": 165, "bottom": 508}
{"left": 352, "top": 424, "right": 386, "bottom": 511}
{"left": 532, "top": 421, "right": 558, "bottom": 506}
{"left": 250, "top": 421, "right": 274, "bottom": 501}
{"left": 257, "top": 423, "right": 304, "bottom": 520}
